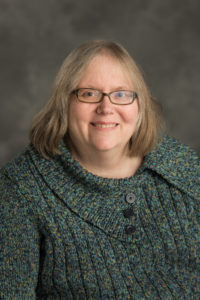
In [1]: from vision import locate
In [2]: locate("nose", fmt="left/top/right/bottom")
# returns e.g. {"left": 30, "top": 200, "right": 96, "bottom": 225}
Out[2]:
{"left": 96, "top": 94, "right": 114, "bottom": 114}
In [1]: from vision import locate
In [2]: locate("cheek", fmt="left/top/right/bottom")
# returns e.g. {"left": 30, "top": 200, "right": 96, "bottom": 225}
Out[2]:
{"left": 122, "top": 102, "right": 139, "bottom": 124}
{"left": 68, "top": 102, "right": 94, "bottom": 126}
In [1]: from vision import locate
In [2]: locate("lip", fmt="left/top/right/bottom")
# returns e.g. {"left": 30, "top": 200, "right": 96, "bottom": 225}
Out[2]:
{"left": 90, "top": 122, "right": 119, "bottom": 130}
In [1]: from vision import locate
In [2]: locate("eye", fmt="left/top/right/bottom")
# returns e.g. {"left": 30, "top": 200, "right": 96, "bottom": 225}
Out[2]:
{"left": 79, "top": 89, "right": 100, "bottom": 99}
{"left": 87, "top": 91, "right": 94, "bottom": 97}
{"left": 113, "top": 91, "right": 126, "bottom": 98}
{"left": 81, "top": 90, "right": 95, "bottom": 97}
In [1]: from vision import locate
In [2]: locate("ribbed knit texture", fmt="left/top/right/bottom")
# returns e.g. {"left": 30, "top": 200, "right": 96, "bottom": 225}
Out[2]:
{"left": 0, "top": 135, "right": 199, "bottom": 299}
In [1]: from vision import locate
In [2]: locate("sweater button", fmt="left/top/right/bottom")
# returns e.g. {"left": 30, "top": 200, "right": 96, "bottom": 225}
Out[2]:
{"left": 126, "top": 193, "right": 136, "bottom": 204}
{"left": 123, "top": 208, "right": 134, "bottom": 218}
{"left": 125, "top": 225, "right": 136, "bottom": 234}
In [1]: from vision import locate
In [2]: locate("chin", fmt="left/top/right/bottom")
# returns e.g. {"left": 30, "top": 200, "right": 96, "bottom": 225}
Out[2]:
{"left": 92, "top": 143, "right": 121, "bottom": 152}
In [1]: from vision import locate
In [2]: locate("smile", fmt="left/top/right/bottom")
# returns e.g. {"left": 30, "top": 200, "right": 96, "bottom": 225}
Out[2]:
{"left": 91, "top": 123, "right": 118, "bottom": 128}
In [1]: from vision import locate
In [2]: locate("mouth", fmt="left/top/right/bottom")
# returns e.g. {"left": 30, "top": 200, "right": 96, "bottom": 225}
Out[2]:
{"left": 91, "top": 123, "right": 119, "bottom": 128}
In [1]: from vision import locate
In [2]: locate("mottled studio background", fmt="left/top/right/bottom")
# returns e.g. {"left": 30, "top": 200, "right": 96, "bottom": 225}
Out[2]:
{"left": 0, "top": 0, "right": 199, "bottom": 166}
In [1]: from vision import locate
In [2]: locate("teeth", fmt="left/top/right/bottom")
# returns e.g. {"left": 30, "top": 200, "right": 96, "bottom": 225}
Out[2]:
{"left": 94, "top": 124, "right": 117, "bottom": 128}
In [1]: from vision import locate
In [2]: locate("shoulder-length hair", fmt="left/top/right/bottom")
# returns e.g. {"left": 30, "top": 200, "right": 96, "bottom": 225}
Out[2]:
{"left": 30, "top": 40, "right": 164, "bottom": 158}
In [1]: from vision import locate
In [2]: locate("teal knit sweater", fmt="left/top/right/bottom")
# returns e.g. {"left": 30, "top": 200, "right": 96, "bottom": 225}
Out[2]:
{"left": 0, "top": 135, "right": 199, "bottom": 299}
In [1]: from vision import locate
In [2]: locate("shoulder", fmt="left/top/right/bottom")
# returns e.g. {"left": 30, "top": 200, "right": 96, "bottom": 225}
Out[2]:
{"left": 0, "top": 148, "right": 33, "bottom": 206}
{"left": 0, "top": 143, "right": 63, "bottom": 195}
{"left": 0, "top": 147, "right": 41, "bottom": 222}
{"left": 1, "top": 147, "right": 32, "bottom": 182}
{"left": 144, "top": 135, "right": 199, "bottom": 198}
{"left": 0, "top": 145, "right": 44, "bottom": 201}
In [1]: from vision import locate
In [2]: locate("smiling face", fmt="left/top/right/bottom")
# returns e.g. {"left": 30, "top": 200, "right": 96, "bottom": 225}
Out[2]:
{"left": 68, "top": 53, "right": 139, "bottom": 158}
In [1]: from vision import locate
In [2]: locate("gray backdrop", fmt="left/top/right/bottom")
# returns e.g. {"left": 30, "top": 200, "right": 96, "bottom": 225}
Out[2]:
{"left": 0, "top": 0, "right": 200, "bottom": 166}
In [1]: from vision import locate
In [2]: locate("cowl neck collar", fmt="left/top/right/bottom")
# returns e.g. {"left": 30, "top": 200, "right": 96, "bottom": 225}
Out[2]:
{"left": 29, "top": 139, "right": 148, "bottom": 193}
{"left": 29, "top": 134, "right": 199, "bottom": 199}
{"left": 27, "top": 140, "right": 148, "bottom": 241}
{"left": 6, "top": 134, "right": 198, "bottom": 241}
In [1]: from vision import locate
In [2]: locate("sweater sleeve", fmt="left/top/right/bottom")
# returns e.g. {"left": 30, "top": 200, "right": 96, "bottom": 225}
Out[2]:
{"left": 0, "top": 170, "right": 40, "bottom": 299}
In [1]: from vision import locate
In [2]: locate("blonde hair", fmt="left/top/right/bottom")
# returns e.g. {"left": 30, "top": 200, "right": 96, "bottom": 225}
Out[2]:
{"left": 30, "top": 40, "right": 164, "bottom": 158}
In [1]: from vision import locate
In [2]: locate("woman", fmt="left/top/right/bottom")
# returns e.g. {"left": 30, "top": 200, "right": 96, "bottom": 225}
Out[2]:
{"left": 0, "top": 40, "right": 199, "bottom": 299}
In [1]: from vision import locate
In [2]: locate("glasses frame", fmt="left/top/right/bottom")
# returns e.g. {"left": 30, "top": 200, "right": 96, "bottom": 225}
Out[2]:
{"left": 72, "top": 88, "right": 138, "bottom": 105}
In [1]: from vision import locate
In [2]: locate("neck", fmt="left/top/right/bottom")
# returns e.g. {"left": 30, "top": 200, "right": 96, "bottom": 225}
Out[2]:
{"left": 68, "top": 143, "right": 143, "bottom": 179}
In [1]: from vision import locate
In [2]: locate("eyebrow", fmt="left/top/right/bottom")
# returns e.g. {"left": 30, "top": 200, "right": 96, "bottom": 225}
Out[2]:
{"left": 78, "top": 86, "right": 132, "bottom": 91}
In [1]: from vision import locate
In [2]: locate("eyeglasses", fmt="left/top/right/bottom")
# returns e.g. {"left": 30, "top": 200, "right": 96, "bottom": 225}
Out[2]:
{"left": 72, "top": 88, "right": 138, "bottom": 105}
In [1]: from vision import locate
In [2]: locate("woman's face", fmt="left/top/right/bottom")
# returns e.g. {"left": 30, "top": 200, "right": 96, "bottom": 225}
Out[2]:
{"left": 68, "top": 53, "right": 139, "bottom": 156}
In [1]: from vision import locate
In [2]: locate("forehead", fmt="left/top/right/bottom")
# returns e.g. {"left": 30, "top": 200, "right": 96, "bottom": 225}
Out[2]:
{"left": 77, "top": 53, "right": 134, "bottom": 89}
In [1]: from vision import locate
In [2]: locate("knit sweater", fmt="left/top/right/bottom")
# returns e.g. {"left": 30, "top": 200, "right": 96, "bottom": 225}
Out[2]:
{"left": 0, "top": 135, "right": 199, "bottom": 299}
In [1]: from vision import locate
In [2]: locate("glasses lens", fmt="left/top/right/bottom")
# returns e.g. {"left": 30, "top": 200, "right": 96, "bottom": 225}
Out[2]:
{"left": 111, "top": 91, "right": 135, "bottom": 104}
{"left": 78, "top": 89, "right": 100, "bottom": 102}
{"left": 75, "top": 89, "right": 137, "bottom": 104}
